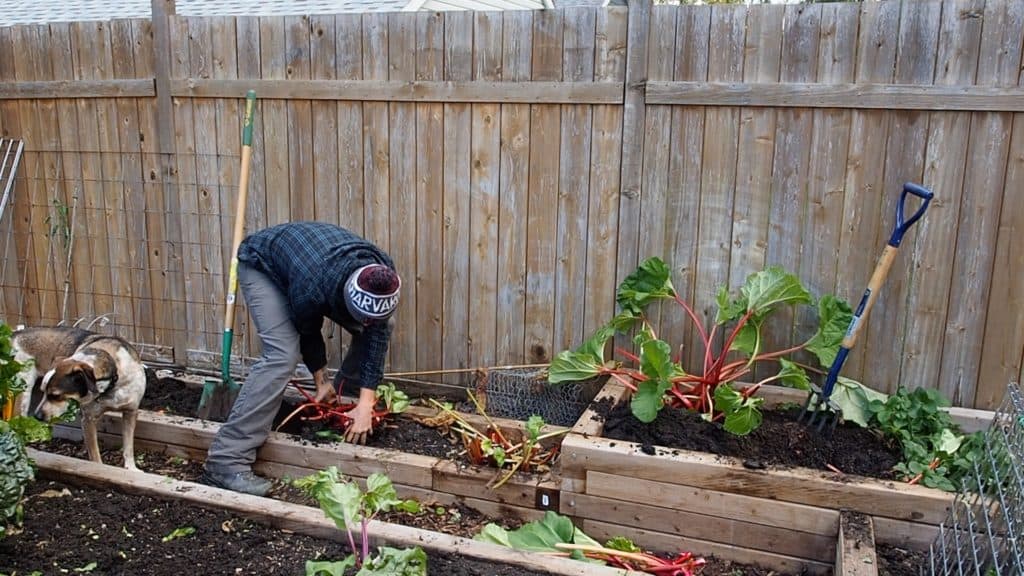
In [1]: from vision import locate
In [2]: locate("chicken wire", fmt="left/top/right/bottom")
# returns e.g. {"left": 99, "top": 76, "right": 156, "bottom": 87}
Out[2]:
{"left": 468, "top": 367, "right": 606, "bottom": 428}
{"left": 927, "top": 381, "right": 1024, "bottom": 576}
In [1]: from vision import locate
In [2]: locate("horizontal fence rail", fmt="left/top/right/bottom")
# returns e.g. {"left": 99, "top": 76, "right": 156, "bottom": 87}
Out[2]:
{"left": 0, "top": 0, "right": 1022, "bottom": 411}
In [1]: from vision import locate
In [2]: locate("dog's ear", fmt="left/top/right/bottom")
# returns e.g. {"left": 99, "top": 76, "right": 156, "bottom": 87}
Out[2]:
{"left": 75, "top": 363, "right": 99, "bottom": 396}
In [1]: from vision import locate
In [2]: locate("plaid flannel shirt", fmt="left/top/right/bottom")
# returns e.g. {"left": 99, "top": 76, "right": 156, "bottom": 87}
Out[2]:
{"left": 237, "top": 221, "right": 395, "bottom": 390}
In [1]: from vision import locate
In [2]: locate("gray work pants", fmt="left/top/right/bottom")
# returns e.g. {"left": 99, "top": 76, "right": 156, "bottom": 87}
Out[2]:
{"left": 205, "top": 262, "right": 300, "bottom": 474}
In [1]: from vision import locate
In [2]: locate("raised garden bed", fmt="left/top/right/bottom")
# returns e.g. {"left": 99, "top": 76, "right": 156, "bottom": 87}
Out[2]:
{"left": 557, "top": 380, "right": 993, "bottom": 574}
{"left": 7, "top": 449, "right": 625, "bottom": 576}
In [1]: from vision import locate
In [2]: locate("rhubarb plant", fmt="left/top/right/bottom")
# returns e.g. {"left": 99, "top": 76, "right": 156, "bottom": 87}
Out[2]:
{"left": 548, "top": 257, "right": 879, "bottom": 434}
{"left": 294, "top": 467, "right": 425, "bottom": 575}
{"left": 475, "top": 511, "right": 705, "bottom": 575}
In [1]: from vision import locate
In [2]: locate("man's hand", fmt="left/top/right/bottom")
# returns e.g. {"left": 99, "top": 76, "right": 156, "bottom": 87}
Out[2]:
{"left": 344, "top": 387, "right": 378, "bottom": 444}
{"left": 313, "top": 369, "right": 336, "bottom": 404}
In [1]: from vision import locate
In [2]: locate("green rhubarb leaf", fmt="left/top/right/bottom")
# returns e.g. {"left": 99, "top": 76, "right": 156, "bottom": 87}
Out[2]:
{"left": 616, "top": 257, "right": 676, "bottom": 315}
{"left": 359, "top": 546, "right": 428, "bottom": 576}
{"left": 604, "top": 536, "right": 641, "bottom": 554}
{"left": 639, "top": 338, "right": 676, "bottom": 383}
{"left": 306, "top": 556, "right": 357, "bottom": 576}
{"left": 8, "top": 415, "right": 51, "bottom": 444}
{"left": 547, "top": 350, "right": 604, "bottom": 384}
{"left": 475, "top": 523, "right": 512, "bottom": 548}
{"left": 805, "top": 295, "right": 853, "bottom": 367}
{"left": 631, "top": 379, "right": 669, "bottom": 423}
{"left": 713, "top": 385, "right": 744, "bottom": 414}
{"left": 723, "top": 400, "right": 764, "bottom": 436}
{"left": 728, "top": 322, "right": 760, "bottom": 355}
{"left": 934, "top": 428, "right": 964, "bottom": 456}
{"left": 715, "top": 286, "right": 748, "bottom": 325}
{"left": 776, "top": 359, "right": 812, "bottom": 391}
{"left": 740, "top": 266, "right": 813, "bottom": 316}
{"left": 474, "top": 512, "right": 603, "bottom": 564}
{"left": 365, "top": 473, "right": 420, "bottom": 515}
{"left": 830, "top": 378, "right": 889, "bottom": 428}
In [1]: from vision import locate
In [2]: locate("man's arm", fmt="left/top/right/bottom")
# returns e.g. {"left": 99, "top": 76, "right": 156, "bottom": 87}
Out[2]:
{"left": 357, "top": 320, "right": 393, "bottom": 390}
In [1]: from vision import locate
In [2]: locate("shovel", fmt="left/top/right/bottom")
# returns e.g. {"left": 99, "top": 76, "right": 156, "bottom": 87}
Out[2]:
{"left": 198, "top": 90, "right": 257, "bottom": 420}
{"left": 799, "top": 182, "right": 934, "bottom": 432}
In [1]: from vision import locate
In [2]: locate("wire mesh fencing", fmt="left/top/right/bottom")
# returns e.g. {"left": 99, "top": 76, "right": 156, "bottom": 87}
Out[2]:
{"left": 467, "top": 366, "right": 606, "bottom": 428}
{"left": 928, "top": 381, "right": 1024, "bottom": 575}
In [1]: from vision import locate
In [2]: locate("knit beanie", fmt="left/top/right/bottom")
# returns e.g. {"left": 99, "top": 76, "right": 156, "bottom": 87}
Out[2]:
{"left": 343, "top": 264, "right": 401, "bottom": 324}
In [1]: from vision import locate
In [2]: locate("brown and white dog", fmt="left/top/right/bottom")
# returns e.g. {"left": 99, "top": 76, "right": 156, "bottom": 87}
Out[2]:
{"left": 12, "top": 326, "right": 147, "bottom": 470}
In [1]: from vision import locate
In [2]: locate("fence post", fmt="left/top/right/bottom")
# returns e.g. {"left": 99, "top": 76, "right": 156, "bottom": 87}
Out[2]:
{"left": 151, "top": 0, "right": 189, "bottom": 365}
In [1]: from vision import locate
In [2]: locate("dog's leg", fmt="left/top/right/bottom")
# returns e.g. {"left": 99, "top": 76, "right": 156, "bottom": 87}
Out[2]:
{"left": 121, "top": 409, "right": 139, "bottom": 471}
{"left": 82, "top": 415, "right": 103, "bottom": 464}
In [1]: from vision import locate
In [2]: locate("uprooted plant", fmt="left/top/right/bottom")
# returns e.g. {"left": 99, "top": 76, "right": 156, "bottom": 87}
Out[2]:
{"left": 277, "top": 381, "right": 410, "bottom": 436}
{"left": 294, "top": 467, "right": 425, "bottom": 575}
{"left": 476, "top": 510, "right": 706, "bottom": 576}
{"left": 421, "top": 393, "right": 567, "bottom": 489}
{"left": 547, "top": 257, "right": 880, "bottom": 435}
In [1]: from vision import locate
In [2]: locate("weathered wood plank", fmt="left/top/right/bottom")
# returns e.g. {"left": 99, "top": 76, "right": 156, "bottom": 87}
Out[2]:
{"left": 167, "top": 17, "right": 204, "bottom": 356}
{"left": 553, "top": 7, "right": 596, "bottom": 353}
{"left": 189, "top": 18, "right": 222, "bottom": 353}
{"left": 727, "top": 5, "right": 783, "bottom": 292}
{"left": 563, "top": 491, "right": 835, "bottom": 562}
{"left": 835, "top": 0, "right": 899, "bottom": 381}
{"left": 388, "top": 12, "right": 418, "bottom": 373}
{"left": 662, "top": 7, "right": 710, "bottom": 366}
{"left": 584, "top": 471, "right": 839, "bottom": 538}
{"left": 167, "top": 78, "right": 622, "bottom": 103}
{"left": 495, "top": 9, "right": 532, "bottom": 364}
{"left": 795, "top": 2, "right": 858, "bottom": 355}
{"left": 977, "top": 0, "right": 1024, "bottom": 409}
{"left": 559, "top": 433, "right": 953, "bottom": 525}
{"left": 258, "top": 17, "right": 290, "bottom": 227}
{"left": 582, "top": 6, "right": 626, "bottom": 338}
{"left": 466, "top": 10, "right": 502, "bottom": 371}
{"left": 431, "top": 460, "right": 541, "bottom": 510}
{"left": 286, "top": 15, "right": 315, "bottom": 225}
{"left": 72, "top": 21, "right": 115, "bottom": 326}
{"left": 334, "top": 14, "right": 364, "bottom": 235}
{"left": 694, "top": 4, "right": 746, "bottom": 356}
{"left": 417, "top": 11, "right": 446, "bottom": 375}
{"left": 0, "top": 79, "right": 155, "bottom": 99}
{"left": 635, "top": 6, "right": 675, "bottom": 336}
{"left": 945, "top": 0, "right": 1023, "bottom": 408}
{"left": 440, "top": 11, "right": 471, "bottom": 379}
{"left": 836, "top": 512, "right": 879, "bottom": 576}
{"left": 110, "top": 19, "right": 153, "bottom": 344}
{"left": 523, "top": 8, "right": 562, "bottom": 364}
{"left": 866, "top": 0, "right": 941, "bottom": 395}
{"left": 0, "top": 27, "right": 28, "bottom": 321}
{"left": 643, "top": 81, "right": 1024, "bottom": 112}
{"left": 581, "top": 519, "right": 832, "bottom": 576}
{"left": 361, "top": 13, "right": 390, "bottom": 253}
{"left": 900, "top": 0, "right": 984, "bottom": 394}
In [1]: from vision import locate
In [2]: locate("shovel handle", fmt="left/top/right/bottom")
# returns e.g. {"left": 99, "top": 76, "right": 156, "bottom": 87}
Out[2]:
{"left": 820, "top": 182, "right": 933, "bottom": 399}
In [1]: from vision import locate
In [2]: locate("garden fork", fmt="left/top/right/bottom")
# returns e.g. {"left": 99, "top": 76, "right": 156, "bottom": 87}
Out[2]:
{"left": 800, "top": 182, "right": 934, "bottom": 433}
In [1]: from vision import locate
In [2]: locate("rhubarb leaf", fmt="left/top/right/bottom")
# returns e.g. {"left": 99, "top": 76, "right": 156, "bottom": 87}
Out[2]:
{"left": 713, "top": 385, "right": 744, "bottom": 415}
{"left": 474, "top": 511, "right": 602, "bottom": 559}
{"left": 525, "top": 415, "right": 545, "bottom": 443}
{"left": 616, "top": 257, "right": 676, "bottom": 315}
{"left": 639, "top": 339, "right": 676, "bottom": 383}
{"left": 547, "top": 351, "right": 604, "bottom": 384}
{"left": 805, "top": 295, "right": 853, "bottom": 367}
{"left": 830, "top": 377, "right": 888, "bottom": 428}
{"left": 728, "top": 321, "right": 760, "bottom": 355}
{"left": 776, "top": 359, "right": 811, "bottom": 391}
{"left": 306, "top": 556, "right": 357, "bottom": 576}
{"left": 631, "top": 379, "right": 670, "bottom": 423}
{"left": 358, "top": 546, "right": 428, "bottom": 576}
{"left": 604, "top": 536, "right": 641, "bottom": 553}
{"left": 740, "top": 267, "right": 812, "bottom": 316}
{"left": 715, "top": 286, "right": 748, "bottom": 325}
{"left": 365, "top": 473, "right": 420, "bottom": 515}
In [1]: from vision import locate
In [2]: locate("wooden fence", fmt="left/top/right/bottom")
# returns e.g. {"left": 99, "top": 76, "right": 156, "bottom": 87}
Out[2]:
{"left": 0, "top": 0, "right": 1021, "bottom": 410}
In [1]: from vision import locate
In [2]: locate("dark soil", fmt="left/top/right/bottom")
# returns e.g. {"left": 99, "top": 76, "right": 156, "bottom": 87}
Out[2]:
{"left": 0, "top": 478, "right": 560, "bottom": 576}
{"left": 597, "top": 398, "right": 902, "bottom": 479}
{"left": 29, "top": 440, "right": 789, "bottom": 576}
{"left": 876, "top": 544, "right": 928, "bottom": 576}
{"left": 841, "top": 511, "right": 874, "bottom": 548}
{"left": 142, "top": 376, "right": 462, "bottom": 461}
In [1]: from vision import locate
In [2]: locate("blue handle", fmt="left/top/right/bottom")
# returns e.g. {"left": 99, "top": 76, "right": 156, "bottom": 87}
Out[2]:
{"left": 888, "top": 183, "right": 933, "bottom": 247}
{"left": 820, "top": 347, "right": 851, "bottom": 399}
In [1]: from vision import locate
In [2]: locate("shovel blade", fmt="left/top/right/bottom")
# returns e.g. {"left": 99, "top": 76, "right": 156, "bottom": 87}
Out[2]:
{"left": 197, "top": 377, "right": 240, "bottom": 421}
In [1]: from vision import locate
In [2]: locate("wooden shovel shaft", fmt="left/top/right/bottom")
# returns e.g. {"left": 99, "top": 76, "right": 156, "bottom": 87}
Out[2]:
{"left": 842, "top": 244, "right": 899, "bottom": 350}
{"left": 223, "top": 90, "right": 256, "bottom": 334}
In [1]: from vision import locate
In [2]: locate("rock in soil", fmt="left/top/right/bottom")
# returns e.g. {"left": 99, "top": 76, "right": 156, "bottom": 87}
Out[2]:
{"left": 596, "top": 398, "right": 902, "bottom": 479}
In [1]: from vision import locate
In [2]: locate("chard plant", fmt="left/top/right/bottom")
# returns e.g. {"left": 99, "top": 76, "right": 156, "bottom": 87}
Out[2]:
{"left": 548, "top": 257, "right": 875, "bottom": 435}
{"left": 475, "top": 510, "right": 705, "bottom": 575}
{"left": 294, "top": 467, "right": 425, "bottom": 576}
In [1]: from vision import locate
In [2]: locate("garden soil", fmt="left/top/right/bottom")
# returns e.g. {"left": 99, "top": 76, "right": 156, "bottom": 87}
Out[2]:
{"left": 0, "top": 478, "right": 558, "bottom": 576}
{"left": 596, "top": 399, "right": 903, "bottom": 479}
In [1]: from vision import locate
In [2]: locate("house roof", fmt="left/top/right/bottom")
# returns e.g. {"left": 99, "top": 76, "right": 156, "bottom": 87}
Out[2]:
{"left": 0, "top": 0, "right": 620, "bottom": 28}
